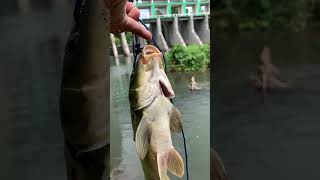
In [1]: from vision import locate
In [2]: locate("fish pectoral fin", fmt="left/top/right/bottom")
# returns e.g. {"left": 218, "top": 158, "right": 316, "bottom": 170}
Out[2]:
{"left": 167, "top": 148, "right": 184, "bottom": 177}
{"left": 157, "top": 152, "right": 170, "bottom": 180}
{"left": 135, "top": 115, "right": 149, "bottom": 159}
{"left": 169, "top": 106, "right": 183, "bottom": 133}
{"left": 131, "top": 110, "right": 139, "bottom": 141}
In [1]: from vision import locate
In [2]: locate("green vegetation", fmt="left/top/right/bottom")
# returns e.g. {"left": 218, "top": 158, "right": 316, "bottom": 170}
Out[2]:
{"left": 214, "top": 0, "right": 313, "bottom": 31}
{"left": 113, "top": 33, "right": 132, "bottom": 47}
{"left": 114, "top": 37, "right": 121, "bottom": 47}
{"left": 126, "top": 33, "right": 133, "bottom": 45}
{"left": 165, "top": 44, "right": 210, "bottom": 72}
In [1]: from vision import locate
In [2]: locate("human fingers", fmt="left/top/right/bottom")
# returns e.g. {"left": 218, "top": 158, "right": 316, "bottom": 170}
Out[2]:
{"left": 127, "top": 6, "right": 140, "bottom": 21}
{"left": 125, "top": 17, "right": 152, "bottom": 41}
{"left": 126, "top": 2, "right": 135, "bottom": 13}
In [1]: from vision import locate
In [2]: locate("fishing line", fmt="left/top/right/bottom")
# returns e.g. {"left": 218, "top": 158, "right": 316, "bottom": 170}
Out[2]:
{"left": 128, "top": 1, "right": 190, "bottom": 179}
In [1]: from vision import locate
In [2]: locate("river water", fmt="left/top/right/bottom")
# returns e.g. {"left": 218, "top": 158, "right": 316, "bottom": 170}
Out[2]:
{"left": 213, "top": 30, "right": 320, "bottom": 180}
{"left": 110, "top": 57, "right": 210, "bottom": 180}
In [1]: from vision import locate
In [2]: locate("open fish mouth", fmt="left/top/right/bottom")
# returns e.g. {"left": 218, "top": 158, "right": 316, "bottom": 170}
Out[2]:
{"left": 141, "top": 45, "right": 175, "bottom": 99}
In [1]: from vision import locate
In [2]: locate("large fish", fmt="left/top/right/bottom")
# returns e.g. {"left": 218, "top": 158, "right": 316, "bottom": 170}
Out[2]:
{"left": 129, "top": 45, "right": 185, "bottom": 180}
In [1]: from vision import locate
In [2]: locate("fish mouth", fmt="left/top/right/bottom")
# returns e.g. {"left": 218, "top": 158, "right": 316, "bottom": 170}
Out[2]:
{"left": 142, "top": 44, "right": 175, "bottom": 99}
{"left": 142, "top": 45, "right": 161, "bottom": 64}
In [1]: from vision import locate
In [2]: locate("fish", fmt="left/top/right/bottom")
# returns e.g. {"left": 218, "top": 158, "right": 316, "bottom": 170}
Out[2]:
{"left": 129, "top": 45, "right": 185, "bottom": 180}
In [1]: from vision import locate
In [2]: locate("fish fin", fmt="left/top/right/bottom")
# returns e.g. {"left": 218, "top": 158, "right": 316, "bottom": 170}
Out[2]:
{"left": 167, "top": 148, "right": 184, "bottom": 177}
{"left": 170, "top": 106, "right": 183, "bottom": 133}
{"left": 135, "top": 115, "right": 149, "bottom": 159}
{"left": 159, "top": 69, "right": 175, "bottom": 98}
{"left": 157, "top": 153, "right": 170, "bottom": 180}
{"left": 130, "top": 110, "right": 139, "bottom": 141}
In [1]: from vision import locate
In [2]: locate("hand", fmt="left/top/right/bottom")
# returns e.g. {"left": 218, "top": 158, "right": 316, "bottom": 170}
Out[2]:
{"left": 110, "top": 2, "right": 152, "bottom": 41}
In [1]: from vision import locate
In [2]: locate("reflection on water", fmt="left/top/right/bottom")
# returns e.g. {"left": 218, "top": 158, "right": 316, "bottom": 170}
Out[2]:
{"left": 110, "top": 56, "right": 210, "bottom": 180}
{"left": 213, "top": 30, "right": 320, "bottom": 180}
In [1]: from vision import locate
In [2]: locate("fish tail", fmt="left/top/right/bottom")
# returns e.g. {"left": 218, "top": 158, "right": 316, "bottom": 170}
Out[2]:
{"left": 169, "top": 106, "right": 183, "bottom": 133}
{"left": 157, "top": 148, "right": 184, "bottom": 180}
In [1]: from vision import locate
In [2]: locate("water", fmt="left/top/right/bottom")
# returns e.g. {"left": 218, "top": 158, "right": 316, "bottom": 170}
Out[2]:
{"left": 110, "top": 57, "right": 211, "bottom": 180}
{"left": 0, "top": 3, "right": 73, "bottom": 180}
{"left": 213, "top": 30, "right": 320, "bottom": 180}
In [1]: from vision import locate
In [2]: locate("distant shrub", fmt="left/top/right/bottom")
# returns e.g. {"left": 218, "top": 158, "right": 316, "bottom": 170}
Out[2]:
{"left": 165, "top": 44, "right": 210, "bottom": 72}
{"left": 114, "top": 36, "right": 121, "bottom": 47}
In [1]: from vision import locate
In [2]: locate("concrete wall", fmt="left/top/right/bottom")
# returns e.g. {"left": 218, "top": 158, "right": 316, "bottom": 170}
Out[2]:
{"left": 180, "top": 15, "right": 203, "bottom": 45}
{"left": 150, "top": 17, "right": 169, "bottom": 52}
{"left": 110, "top": 33, "right": 119, "bottom": 58}
{"left": 194, "top": 14, "right": 210, "bottom": 44}
{"left": 163, "top": 16, "right": 186, "bottom": 47}
{"left": 120, "top": 33, "right": 131, "bottom": 56}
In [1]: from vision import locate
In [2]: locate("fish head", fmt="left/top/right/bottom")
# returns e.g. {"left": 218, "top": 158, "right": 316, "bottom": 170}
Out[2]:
{"left": 129, "top": 45, "right": 175, "bottom": 110}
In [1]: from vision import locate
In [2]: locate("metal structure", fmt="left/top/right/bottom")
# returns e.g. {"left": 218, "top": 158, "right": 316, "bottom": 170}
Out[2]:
{"left": 134, "top": 0, "right": 210, "bottom": 19}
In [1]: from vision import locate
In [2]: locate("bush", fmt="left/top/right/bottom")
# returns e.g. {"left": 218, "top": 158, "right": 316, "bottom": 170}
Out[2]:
{"left": 114, "top": 33, "right": 132, "bottom": 47}
{"left": 114, "top": 37, "right": 121, "bottom": 47}
{"left": 165, "top": 44, "right": 210, "bottom": 72}
{"left": 126, "top": 33, "right": 133, "bottom": 45}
